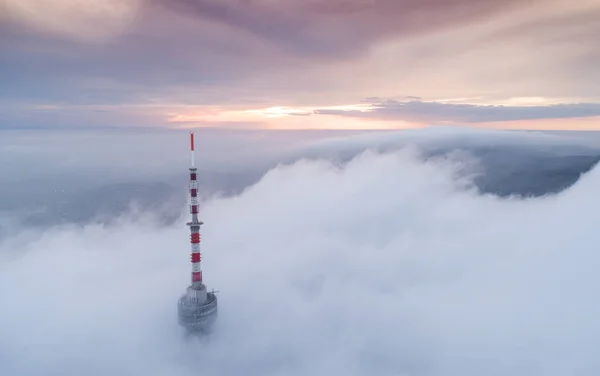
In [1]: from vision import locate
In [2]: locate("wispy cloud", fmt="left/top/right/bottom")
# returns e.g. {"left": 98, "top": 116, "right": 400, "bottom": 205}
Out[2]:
{"left": 0, "top": 0, "right": 142, "bottom": 42}
{"left": 315, "top": 99, "right": 600, "bottom": 124}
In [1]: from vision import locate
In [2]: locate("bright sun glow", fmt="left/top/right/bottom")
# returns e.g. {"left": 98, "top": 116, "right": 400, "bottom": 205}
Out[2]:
{"left": 243, "top": 107, "right": 312, "bottom": 118}
{"left": 164, "top": 103, "right": 412, "bottom": 130}
{"left": 242, "top": 104, "right": 375, "bottom": 118}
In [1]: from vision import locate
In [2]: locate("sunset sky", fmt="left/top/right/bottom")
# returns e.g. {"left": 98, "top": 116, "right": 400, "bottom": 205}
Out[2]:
{"left": 1, "top": 0, "right": 599, "bottom": 130}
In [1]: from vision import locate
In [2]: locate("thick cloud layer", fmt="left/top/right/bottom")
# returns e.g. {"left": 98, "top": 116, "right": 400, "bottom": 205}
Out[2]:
{"left": 158, "top": 0, "right": 525, "bottom": 57}
{"left": 2, "top": 140, "right": 600, "bottom": 375}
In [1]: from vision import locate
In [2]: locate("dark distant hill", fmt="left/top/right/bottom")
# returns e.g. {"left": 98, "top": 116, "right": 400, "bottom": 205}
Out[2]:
{"left": 1, "top": 138, "right": 599, "bottom": 235}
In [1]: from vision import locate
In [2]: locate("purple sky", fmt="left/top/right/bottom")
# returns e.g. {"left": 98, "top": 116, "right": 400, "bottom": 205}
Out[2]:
{"left": 1, "top": 0, "right": 599, "bottom": 130}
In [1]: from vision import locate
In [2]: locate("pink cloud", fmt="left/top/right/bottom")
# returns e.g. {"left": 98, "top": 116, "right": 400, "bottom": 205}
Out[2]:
{"left": 1, "top": 0, "right": 599, "bottom": 130}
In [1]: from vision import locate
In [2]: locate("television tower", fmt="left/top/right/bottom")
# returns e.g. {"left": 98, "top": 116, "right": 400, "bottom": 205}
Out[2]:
{"left": 177, "top": 132, "right": 218, "bottom": 334}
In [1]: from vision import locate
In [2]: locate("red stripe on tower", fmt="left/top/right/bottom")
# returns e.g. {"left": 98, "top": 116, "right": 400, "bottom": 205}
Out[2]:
{"left": 191, "top": 233, "right": 200, "bottom": 243}
{"left": 192, "top": 271, "right": 202, "bottom": 282}
{"left": 191, "top": 253, "right": 201, "bottom": 262}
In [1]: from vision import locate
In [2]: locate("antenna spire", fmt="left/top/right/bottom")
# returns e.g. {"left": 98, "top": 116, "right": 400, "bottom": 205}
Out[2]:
{"left": 188, "top": 132, "right": 202, "bottom": 286}
{"left": 190, "top": 132, "right": 195, "bottom": 168}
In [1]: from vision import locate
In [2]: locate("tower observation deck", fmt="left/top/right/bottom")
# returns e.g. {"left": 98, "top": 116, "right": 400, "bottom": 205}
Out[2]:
{"left": 177, "top": 132, "right": 218, "bottom": 333}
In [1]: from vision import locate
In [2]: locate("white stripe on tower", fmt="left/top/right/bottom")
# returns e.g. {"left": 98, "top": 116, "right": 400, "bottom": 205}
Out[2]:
{"left": 189, "top": 132, "right": 202, "bottom": 285}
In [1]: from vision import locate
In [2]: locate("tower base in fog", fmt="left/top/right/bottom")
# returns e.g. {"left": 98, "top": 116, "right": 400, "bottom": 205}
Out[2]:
{"left": 177, "top": 287, "right": 218, "bottom": 334}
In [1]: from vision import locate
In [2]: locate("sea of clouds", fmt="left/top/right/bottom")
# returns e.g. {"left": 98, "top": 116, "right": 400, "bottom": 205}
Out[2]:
{"left": 2, "top": 128, "right": 600, "bottom": 375}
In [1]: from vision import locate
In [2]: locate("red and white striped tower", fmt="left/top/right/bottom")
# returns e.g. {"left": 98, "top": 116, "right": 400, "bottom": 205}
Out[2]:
{"left": 178, "top": 131, "right": 218, "bottom": 333}
{"left": 186, "top": 132, "right": 206, "bottom": 302}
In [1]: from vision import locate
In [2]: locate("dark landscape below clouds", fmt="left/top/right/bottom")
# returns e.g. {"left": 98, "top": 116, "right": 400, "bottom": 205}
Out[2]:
{"left": 1, "top": 128, "right": 599, "bottom": 235}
